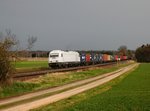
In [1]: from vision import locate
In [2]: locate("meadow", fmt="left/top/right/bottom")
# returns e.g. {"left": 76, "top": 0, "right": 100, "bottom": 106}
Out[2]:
{"left": 13, "top": 61, "right": 49, "bottom": 73}
{"left": 14, "top": 61, "right": 48, "bottom": 69}
{"left": 34, "top": 63, "right": 150, "bottom": 111}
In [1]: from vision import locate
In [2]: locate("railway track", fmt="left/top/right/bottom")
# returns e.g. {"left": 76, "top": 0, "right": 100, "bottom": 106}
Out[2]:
{"left": 13, "top": 62, "right": 122, "bottom": 79}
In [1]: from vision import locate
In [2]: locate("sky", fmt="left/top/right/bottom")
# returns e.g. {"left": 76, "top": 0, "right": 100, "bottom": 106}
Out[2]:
{"left": 0, "top": 0, "right": 150, "bottom": 51}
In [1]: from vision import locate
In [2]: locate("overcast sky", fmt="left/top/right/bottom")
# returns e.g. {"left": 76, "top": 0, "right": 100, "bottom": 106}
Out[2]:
{"left": 0, "top": 0, "right": 150, "bottom": 51}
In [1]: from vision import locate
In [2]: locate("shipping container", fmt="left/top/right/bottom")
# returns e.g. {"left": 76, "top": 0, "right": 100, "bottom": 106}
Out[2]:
{"left": 99, "top": 54, "right": 103, "bottom": 62}
{"left": 123, "top": 56, "right": 127, "bottom": 60}
{"left": 120, "top": 56, "right": 124, "bottom": 60}
{"left": 102, "top": 54, "right": 109, "bottom": 62}
{"left": 86, "top": 53, "right": 91, "bottom": 62}
{"left": 90, "top": 52, "right": 95, "bottom": 62}
{"left": 80, "top": 52, "right": 86, "bottom": 63}
{"left": 110, "top": 55, "right": 114, "bottom": 61}
{"left": 107, "top": 55, "right": 111, "bottom": 61}
{"left": 94, "top": 53, "right": 99, "bottom": 63}
{"left": 114, "top": 55, "right": 118, "bottom": 61}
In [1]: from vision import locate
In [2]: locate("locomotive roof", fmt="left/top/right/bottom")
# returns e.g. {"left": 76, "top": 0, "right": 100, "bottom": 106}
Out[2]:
{"left": 50, "top": 50, "right": 78, "bottom": 54}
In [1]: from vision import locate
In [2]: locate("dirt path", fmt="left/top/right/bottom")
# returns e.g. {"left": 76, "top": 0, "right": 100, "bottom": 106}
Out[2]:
{"left": 1, "top": 63, "right": 138, "bottom": 111}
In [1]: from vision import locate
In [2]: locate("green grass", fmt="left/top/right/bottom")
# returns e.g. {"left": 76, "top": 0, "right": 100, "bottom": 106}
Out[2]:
{"left": 35, "top": 68, "right": 117, "bottom": 87}
{"left": 34, "top": 63, "right": 150, "bottom": 111}
{"left": 14, "top": 61, "right": 48, "bottom": 69}
{"left": 13, "top": 61, "right": 49, "bottom": 73}
{"left": 0, "top": 82, "right": 41, "bottom": 98}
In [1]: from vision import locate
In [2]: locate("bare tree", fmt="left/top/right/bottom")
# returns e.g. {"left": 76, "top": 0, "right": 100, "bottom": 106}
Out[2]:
{"left": 27, "top": 36, "right": 37, "bottom": 51}
{"left": 118, "top": 45, "right": 127, "bottom": 56}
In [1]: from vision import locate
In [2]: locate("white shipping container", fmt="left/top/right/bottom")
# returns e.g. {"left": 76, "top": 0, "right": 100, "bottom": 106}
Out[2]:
{"left": 107, "top": 55, "right": 111, "bottom": 61}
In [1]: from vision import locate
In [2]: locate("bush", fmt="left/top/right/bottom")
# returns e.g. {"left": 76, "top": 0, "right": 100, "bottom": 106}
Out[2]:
{"left": 135, "top": 44, "right": 150, "bottom": 62}
{"left": 0, "top": 46, "right": 13, "bottom": 86}
{"left": 0, "top": 30, "right": 17, "bottom": 86}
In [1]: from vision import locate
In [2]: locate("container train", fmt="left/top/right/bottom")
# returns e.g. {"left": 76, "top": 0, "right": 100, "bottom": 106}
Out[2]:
{"left": 48, "top": 50, "right": 128, "bottom": 68}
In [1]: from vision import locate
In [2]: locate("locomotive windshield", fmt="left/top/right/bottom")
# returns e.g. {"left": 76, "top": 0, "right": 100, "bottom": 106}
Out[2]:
{"left": 50, "top": 53, "right": 59, "bottom": 57}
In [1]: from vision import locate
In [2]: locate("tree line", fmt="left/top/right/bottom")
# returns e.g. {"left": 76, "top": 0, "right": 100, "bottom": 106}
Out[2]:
{"left": 135, "top": 44, "right": 150, "bottom": 62}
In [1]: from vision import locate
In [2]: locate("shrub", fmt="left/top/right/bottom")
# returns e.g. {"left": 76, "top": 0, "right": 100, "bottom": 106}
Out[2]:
{"left": 135, "top": 44, "right": 150, "bottom": 62}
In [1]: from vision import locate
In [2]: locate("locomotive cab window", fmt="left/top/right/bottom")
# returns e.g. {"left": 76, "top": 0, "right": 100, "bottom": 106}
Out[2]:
{"left": 61, "top": 53, "right": 63, "bottom": 57}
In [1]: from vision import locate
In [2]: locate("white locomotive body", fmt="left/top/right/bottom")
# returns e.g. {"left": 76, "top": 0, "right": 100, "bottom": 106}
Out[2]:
{"left": 49, "top": 50, "right": 80, "bottom": 68}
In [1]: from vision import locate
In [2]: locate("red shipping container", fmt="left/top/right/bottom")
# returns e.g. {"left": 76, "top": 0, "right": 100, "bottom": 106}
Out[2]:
{"left": 120, "top": 56, "right": 124, "bottom": 60}
{"left": 86, "top": 54, "right": 91, "bottom": 62}
{"left": 123, "top": 56, "right": 127, "bottom": 60}
{"left": 114, "top": 55, "right": 118, "bottom": 60}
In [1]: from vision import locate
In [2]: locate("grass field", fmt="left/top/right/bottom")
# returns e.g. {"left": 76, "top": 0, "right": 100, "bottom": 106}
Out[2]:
{"left": 0, "top": 62, "right": 131, "bottom": 98}
{"left": 14, "top": 61, "right": 48, "bottom": 69}
{"left": 33, "top": 63, "right": 150, "bottom": 111}
{"left": 13, "top": 61, "right": 49, "bottom": 73}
